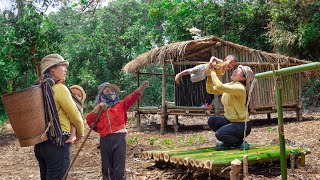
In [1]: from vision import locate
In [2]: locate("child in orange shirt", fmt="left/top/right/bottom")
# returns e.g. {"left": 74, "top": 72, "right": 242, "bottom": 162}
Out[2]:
{"left": 66, "top": 85, "right": 86, "bottom": 143}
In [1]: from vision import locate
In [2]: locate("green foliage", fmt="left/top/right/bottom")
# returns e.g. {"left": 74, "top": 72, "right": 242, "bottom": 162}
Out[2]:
{"left": 0, "top": 0, "right": 320, "bottom": 117}
{"left": 161, "top": 138, "right": 174, "bottom": 147}
{"left": 149, "top": 136, "right": 158, "bottom": 146}
{"left": 268, "top": 0, "right": 320, "bottom": 60}
{"left": 127, "top": 136, "right": 139, "bottom": 145}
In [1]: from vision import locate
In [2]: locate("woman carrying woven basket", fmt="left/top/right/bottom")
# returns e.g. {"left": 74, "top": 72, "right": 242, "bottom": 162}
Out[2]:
{"left": 207, "top": 65, "right": 255, "bottom": 150}
{"left": 34, "top": 54, "right": 84, "bottom": 180}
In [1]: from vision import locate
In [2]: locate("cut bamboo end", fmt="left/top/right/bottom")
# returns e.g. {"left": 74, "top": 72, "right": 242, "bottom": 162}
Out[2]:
{"left": 164, "top": 154, "right": 170, "bottom": 162}
{"left": 160, "top": 152, "right": 165, "bottom": 160}
{"left": 205, "top": 160, "right": 213, "bottom": 170}
{"left": 142, "top": 151, "right": 147, "bottom": 159}
{"left": 194, "top": 159, "right": 201, "bottom": 168}
{"left": 178, "top": 157, "right": 184, "bottom": 165}
{"left": 147, "top": 152, "right": 152, "bottom": 159}
{"left": 183, "top": 157, "right": 191, "bottom": 166}
{"left": 189, "top": 158, "right": 196, "bottom": 167}
{"left": 153, "top": 152, "right": 160, "bottom": 161}
{"left": 199, "top": 161, "right": 206, "bottom": 169}
{"left": 172, "top": 156, "right": 178, "bottom": 164}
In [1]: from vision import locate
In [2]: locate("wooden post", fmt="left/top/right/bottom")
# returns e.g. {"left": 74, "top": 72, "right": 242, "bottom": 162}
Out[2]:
{"left": 297, "top": 73, "right": 303, "bottom": 121}
{"left": 299, "top": 152, "right": 306, "bottom": 167}
{"left": 267, "top": 113, "right": 271, "bottom": 121}
{"left": 290, "top": 151, "right": 295, "bottom": 169}
{"left": 173, "top": 115, "right": 179, "bottom": 133}
{"left": 230, "top": 159, "right": 242, "bottom": 180}
{"left": 243, "top": 155, "right": 249, "bottom": 179}
{"left": 136, "top": 72, "right": 141, "bottom": 131}
{"left": 160, "top": 62, "right": 167, "bottom": 134}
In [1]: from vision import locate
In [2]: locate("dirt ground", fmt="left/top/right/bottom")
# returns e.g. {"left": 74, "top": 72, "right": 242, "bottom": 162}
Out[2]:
{"left": 0, "top": 111, "right": 320, "bottom": 180}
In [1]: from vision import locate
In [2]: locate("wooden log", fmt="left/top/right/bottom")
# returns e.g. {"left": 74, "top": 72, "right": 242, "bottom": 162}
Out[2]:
{"left": 230, "top": 159, "right": 242, "bottom": 180}
{"left": 243, "top": 155, "right": 249, "bottom": 179}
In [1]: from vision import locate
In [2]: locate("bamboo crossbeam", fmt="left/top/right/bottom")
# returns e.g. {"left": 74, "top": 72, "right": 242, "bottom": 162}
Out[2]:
{"left": 254, "top": 62, "right": 320, "bottom": 80}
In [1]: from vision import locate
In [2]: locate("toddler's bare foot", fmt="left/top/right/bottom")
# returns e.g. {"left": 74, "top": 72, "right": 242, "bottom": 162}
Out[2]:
{"left": 66, "top": 135, "right": 76, "bottom": 143}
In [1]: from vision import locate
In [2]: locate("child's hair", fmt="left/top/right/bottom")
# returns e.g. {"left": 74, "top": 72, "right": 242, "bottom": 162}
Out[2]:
{"left": 225, "top": 55, "right": 237, "bottom": 62}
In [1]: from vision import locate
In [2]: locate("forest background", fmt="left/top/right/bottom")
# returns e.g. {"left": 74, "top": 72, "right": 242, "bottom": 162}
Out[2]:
{"left": 0, "top": 0, "right": 319, "bottom": 125}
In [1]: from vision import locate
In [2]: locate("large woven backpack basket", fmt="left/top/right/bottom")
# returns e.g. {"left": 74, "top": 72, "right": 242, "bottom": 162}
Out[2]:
{"left": 2, "top": 85, "right": 48, "bottom": 147}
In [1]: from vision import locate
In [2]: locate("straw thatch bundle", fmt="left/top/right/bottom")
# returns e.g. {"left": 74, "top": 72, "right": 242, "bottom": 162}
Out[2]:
{"left": 123, "top": 36, "right": 311, "bottom": 73}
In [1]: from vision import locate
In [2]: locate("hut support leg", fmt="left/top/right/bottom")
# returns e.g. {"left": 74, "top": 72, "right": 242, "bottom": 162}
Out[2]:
{"left": 160, "top": 114, "right": 168, "bottom": 134}
{"left": 136, "top": 113, "right": 141, "bottom": 131}
{"left": 173, "top": 115, "right": 179, "bottom": 133}
{"left": 267, "top": 113, "right": 271, "bottom": 121}
{"left": 230, "top": 159, "right": 242, "bottom": 180}
{"left": 296, "top": 108, "right": 302, "bottom": 121}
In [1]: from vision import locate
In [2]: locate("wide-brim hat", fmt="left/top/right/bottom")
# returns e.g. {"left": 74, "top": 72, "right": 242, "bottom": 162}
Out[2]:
{"left": 238, "top": 65, "right": 254, "bottom": 82}
{"left": 98, "top": 82, "right": 120, "bottom": 94}
{"left": 40, "top": 54, "right": 69, "bottom": 74}
{"left": 70, "top": 85, "right": 87, "bottom": 102}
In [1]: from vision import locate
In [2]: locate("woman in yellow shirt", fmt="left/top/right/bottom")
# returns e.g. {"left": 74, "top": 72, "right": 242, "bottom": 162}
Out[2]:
{"left": 207, "top": 65, "right": 254, "bottom": 150}
{"left": 34, "top": 54, "right": 84, "bottom": 180}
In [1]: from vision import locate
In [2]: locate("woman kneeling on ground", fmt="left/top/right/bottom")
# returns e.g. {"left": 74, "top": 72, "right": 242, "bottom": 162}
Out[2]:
{"left": 207, "top": 65, "right": 255, "bottom": 150}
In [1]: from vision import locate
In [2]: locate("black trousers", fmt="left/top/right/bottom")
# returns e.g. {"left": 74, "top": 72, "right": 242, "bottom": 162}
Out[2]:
{"left": 100, "top": 133, "right": 126, "bottom": 180}
{"left": 208, "top": 116, "right": 252, "bottom": 147}
{"left": 34, "top": 136, "right": 71, "bottom": 180}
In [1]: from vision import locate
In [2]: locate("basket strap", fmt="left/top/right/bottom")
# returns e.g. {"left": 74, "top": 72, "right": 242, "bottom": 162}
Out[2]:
{"left": 41, "top": 122, "right": 51, "bottom": 138}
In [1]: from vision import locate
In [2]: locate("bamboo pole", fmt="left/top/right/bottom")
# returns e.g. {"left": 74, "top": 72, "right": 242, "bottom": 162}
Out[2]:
{"left": 254, "top": 62, "right": 320, "bottom": 180}
{"left": 255, "top": 62, "right": 320, "bottom": 79}
{"left": 274, "top": 68, "right": 287, "bottom": 180}
{"left": 160, "top": 63, "right": 167, "bottom": 134}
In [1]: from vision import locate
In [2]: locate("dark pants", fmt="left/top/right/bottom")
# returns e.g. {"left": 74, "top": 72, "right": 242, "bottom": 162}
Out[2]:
{"left": 34, "top": 136, "right": 71, "bottom": 180}
{"left": 100, "top": 133, "right": 126, "bottom": 180}
{"left": 207, "top": 116, "right": 252, "bottom": 147}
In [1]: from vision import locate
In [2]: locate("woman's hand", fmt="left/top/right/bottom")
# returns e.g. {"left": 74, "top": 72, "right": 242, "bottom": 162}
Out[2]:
{"left": 92, "top": 102, "right": 109, "bottom": 113}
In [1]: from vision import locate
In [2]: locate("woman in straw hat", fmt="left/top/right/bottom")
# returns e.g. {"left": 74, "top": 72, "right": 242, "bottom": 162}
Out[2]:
{"left": 207, "top": 65, "right": 255, "bottom": 150}
{"left": 34, "top": 54, "right": 84, "bottom": 180}
{"left": 86, "top": 80, "right": 149, "bottom": 180}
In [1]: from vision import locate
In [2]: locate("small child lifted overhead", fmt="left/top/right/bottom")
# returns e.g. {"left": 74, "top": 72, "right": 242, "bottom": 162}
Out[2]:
{"left": 175, "top": 55, "right": 237, "bottom": 84}
{"left": 66, "top": 85, "right": 86, "bottom": 143}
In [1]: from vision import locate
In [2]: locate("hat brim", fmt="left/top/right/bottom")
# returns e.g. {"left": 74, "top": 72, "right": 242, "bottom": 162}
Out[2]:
{"left": 70, "top": 85, "right": 86, "bottom": 101}
{"left": 99, "top": 83, "right": 120, "bottom": 94}
{"left": 41, "top": 61, "right": 69, "bottom": 74}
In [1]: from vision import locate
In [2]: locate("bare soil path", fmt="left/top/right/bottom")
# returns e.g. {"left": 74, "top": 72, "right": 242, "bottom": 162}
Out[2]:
{"left": 0, "top": 111, "right": 319, "bottom": 179}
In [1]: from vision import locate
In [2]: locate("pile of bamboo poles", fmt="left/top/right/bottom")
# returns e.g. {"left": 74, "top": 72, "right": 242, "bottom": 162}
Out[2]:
{"left": 142, "top": 145, "right": 309, "bottom": 176}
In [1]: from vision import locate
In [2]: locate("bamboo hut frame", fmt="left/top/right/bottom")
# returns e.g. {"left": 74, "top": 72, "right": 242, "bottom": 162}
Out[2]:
{"left": 123, "top": 36, "right": 311, "bottom": 134}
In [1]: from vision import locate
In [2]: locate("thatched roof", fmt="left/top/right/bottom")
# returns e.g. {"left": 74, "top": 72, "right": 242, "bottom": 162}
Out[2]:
{"left": 123, "top": 36, "right": 311, "bottom": 73}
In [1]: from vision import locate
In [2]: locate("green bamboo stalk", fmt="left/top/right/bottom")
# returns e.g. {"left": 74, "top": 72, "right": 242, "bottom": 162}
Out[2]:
{"left": 254, "top": 62, "right": 320, "bottom": 180}
{"left": 208, "top": 148, "right": 302, "bottom": 167}
{"left": 170, "top": 145, "right": 281, "bottom": 160}
{"left": 179, "top": 147, "right": 304, "bottom": 169}
{"left": 254, "top": 62, "right": 320, "bottom": 80}
{"left": 274, "top": 71, "right": 287, "bottom": 180}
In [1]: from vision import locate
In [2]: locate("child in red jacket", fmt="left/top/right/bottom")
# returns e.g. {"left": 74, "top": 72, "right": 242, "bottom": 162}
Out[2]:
{"left": 86, "top": 80, "right": 149, "bottom": 180}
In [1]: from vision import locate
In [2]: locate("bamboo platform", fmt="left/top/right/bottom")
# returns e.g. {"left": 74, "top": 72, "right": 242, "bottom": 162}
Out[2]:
{"left": 142, "top": 145, "right": 309, "bottom": 178}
